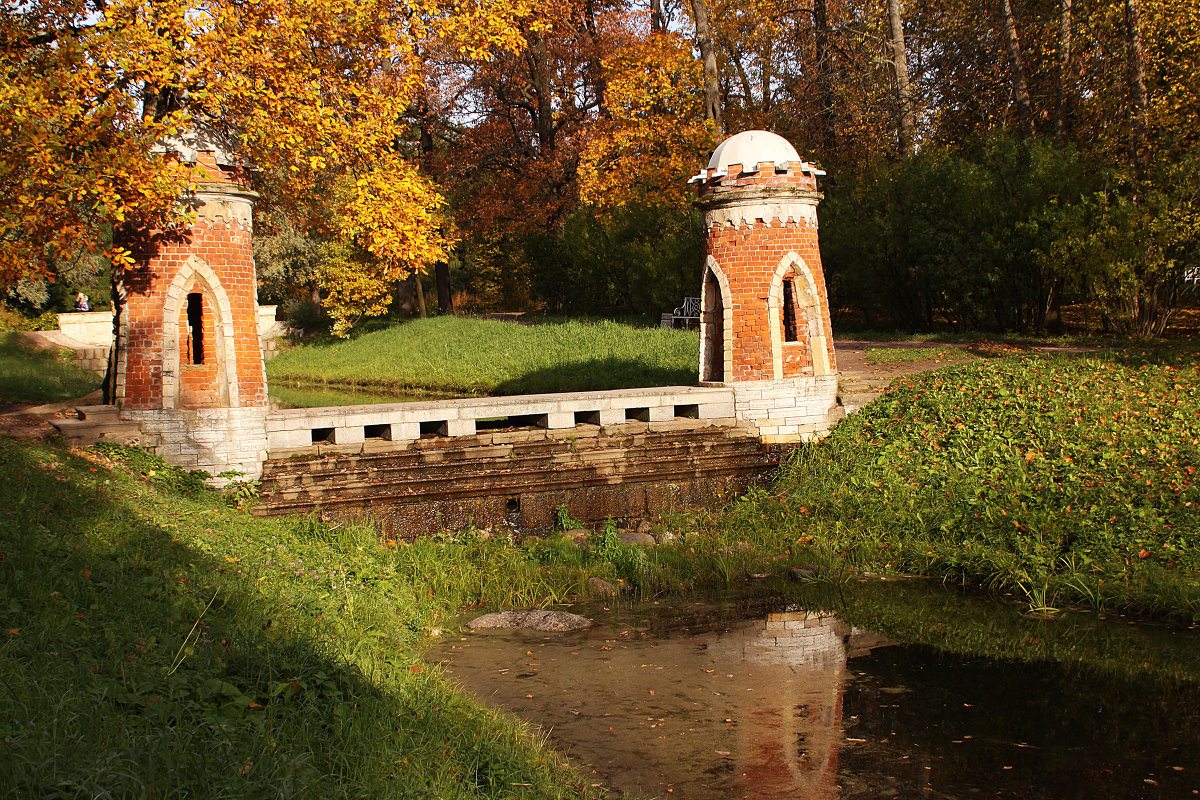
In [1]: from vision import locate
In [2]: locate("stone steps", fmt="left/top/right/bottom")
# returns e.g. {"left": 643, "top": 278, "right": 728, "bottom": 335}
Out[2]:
{"left": 50, "top": 405, "right": 152, "bottom": 448}
{"left": 254, "top": 427, "right": 789, "bottom": 534}
{"left": 837, "top": 378, "right": 892, "bottom": 415}
{"left": 261, "top": 438, "right": 770, "bottom": 504}
{"left": 260, "top": 424, "right": 753, "bottom": 484}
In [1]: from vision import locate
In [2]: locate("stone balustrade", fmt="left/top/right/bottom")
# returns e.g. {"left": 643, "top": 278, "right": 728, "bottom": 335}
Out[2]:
{"left": 265, "top": 385, "right": 737, "bottom": 455}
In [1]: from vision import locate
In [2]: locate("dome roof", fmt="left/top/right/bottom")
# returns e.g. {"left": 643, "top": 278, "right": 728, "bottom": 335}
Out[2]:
{"left": 707, "top": 130, "right": 800, "bottom": 172}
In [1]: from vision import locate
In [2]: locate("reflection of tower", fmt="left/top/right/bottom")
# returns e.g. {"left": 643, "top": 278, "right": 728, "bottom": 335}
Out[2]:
{"left": 691, "top": 131, "right": 843, "bottom": 442}
{"left": 710, "top": 610, "right": 893, "bottom": 799}
{"left": 111, "top": 129, "right": 269, "bottom": 479}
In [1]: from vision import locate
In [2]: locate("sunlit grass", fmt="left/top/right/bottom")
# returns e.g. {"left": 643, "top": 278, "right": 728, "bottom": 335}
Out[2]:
{"left": 722, "top": 345, "right": 1200, "bottom": 619}
{"left": 266, "top": 316, "right": 698, "bottom": 396}
{"left": 863, "top": 346, "right": 977, "bottom": 364}
{"left": 0, "top": 332, "right": 99, "bottom": 402}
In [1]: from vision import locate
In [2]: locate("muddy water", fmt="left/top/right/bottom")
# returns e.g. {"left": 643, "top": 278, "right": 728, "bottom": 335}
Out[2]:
{"left": 429, "top": 599, "right": 1200, "bottom": 800}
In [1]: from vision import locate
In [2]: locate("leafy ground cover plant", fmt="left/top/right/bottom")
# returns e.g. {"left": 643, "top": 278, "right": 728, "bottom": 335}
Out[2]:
{"left": 266, "top": 315, "right": 698, "bottom": 396}
{"left": 0, "top": 332, "right": 99, "bottom": 402}
{"left": 722, "top": 346, "right": 1200, "bottom": 619}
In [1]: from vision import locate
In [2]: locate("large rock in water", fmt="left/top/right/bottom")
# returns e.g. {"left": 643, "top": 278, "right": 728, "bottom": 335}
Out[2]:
{"left": 467, "top": 610, "right": 592, "bottom": 632}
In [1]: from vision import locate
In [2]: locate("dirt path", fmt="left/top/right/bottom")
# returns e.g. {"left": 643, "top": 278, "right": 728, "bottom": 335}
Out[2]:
{"left": 833, "top": 340, "right": 975, "bottom": 413}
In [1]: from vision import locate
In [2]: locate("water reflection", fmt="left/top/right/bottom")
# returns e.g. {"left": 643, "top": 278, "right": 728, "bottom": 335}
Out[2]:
{"left": 430, "top": 600, "right": 1200, "bottom": 799}
{"left": 431, "top": 605, "right": 891, "bottom": 799}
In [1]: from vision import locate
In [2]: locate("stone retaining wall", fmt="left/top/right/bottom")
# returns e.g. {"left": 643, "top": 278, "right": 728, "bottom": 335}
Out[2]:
{"left": 265, "top": 385, "right": 737, "bottom": 456}
{"left": 728, "top": 375, "right": 843, "bottom": 442}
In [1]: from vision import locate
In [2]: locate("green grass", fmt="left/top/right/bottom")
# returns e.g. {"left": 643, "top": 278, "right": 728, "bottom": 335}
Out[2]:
{"left": 0, "top": 438, "right": 605, "bottom": 798}
{"left": 266, "top": 316, "right": 698, "bottom": 396}
{"left": 2, "top": 395, "right": 1198, "bottom": 795}
{"left": 863, "top": 346, "right": 978, "bottom": 364}
{"left": 0, "top": 332, "right": 99, "bottom": 403}
{"left": 721, "top": 345, "right": 1200, "bottom": 619}
{"left": 268, "top": 383, "right": 460, "bottom": 409}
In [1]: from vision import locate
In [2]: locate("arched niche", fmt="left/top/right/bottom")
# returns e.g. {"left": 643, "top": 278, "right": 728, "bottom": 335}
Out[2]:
{"left": 767, "top": 252, "right": 832, "bottom": 379}
{"left": 699, "top": 256, "right": 734, "bottom": 383}
{"left": 161, "top": 255, "right": 240, "bottom": 409}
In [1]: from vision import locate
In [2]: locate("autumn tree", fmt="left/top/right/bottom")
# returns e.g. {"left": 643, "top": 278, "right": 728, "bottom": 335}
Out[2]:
{"left": 1, "top": 0, "right": 537, "bottom": 331}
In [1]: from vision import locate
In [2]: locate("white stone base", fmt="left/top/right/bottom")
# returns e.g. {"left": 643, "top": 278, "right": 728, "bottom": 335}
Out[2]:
{"left": 727, "top": 375, "right": 843, "bottom": 442}
{"left": 123, "top": 406, "right": 270, "bottom": 481}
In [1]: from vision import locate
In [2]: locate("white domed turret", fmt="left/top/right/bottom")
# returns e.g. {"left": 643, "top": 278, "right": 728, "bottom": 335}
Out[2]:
{"left": 707, "top": 130, "right": 800, "bottom": 173}
{"left": 689, "top": 130, "right": 824, "bottom": 183}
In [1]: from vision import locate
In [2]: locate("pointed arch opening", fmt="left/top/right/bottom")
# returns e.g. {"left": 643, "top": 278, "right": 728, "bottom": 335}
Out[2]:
{"left": 699, "top": 256, "right": 733, "bottom": 383}
{"left": 162, "top": 256, "right": 240, "bottom": 409}
{"left": 768, "top": 252, "right": 832, "bottom": 379}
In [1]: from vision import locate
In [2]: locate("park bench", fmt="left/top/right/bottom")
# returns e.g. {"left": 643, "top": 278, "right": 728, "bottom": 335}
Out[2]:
{"left": 660, "top": 296, "right": 701, "bottom": 329}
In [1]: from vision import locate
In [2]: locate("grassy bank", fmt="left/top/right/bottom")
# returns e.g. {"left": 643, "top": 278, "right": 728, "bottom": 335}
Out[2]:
{"left": 266, "top": 316, "right": 698, "bottom": 396}
{"left": 0, "top": 438, "right": 604, "bottom": 798}
{"left": 0, "top": 332, "right": 99, "bottom": 402}
{"left": 722, "top": 347, "right": 1200, "bottom": 619}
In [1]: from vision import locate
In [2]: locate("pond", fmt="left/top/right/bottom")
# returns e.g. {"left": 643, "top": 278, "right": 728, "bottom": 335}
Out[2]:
{"left": 429, "top": 586, "right": 1200, "bottom": 799}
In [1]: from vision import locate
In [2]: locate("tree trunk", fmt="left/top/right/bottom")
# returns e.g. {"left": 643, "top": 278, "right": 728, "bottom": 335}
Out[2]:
{"left": 527, "top": 31, "right": 556, "bottom": 151}
{"left": 761, "top": 40, "right": 773, "bottom": 113}
{"left": 1124, "top": 0, "right": 1150, "bottom": 177}
{"left": 1053, "top": 0, "right": 1073, "bottom": 148}
{"left": 412, "top": 272, "right": 427, "bottom": 318}
{"left": 690, "top": 0, "right": 724, "bottom": 134}
{"left": 1001, "top": 0, "right": 1036, "bottom": 140}
{"left": 650, "top": 0, "right": 666, "bottom": 32}
{"left": 435, "top": 262, "right": 453, "bottom": 315}
{"left": 813, "top": 0, "right": 838, "bottom": 154}
{"left": 582, "top": 0, "right": 607, "bottom": 116}
{"left": 887, "top": 0, "right": 915, "bottom": 156}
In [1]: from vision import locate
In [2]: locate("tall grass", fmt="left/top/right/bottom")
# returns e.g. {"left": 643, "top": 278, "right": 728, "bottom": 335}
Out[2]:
{"left": 0, "top": 438, "right": 603, "bottom": 798}
{"left": 267, "top": 316, "right": 698, "bottom": 396}
{"left": 0, "top": 332, "right": 99, "bottom": 402}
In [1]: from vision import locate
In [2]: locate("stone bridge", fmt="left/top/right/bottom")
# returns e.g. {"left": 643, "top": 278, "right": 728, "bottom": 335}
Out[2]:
{"left": 53, "top": 128, "right": 847, "bottom": 537}
{"left": 250, "top": 384, "right": 838, "bottom": 536}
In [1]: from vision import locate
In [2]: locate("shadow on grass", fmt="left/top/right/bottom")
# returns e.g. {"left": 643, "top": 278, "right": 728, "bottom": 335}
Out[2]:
{"left": 493, "top": 357, "right": 696, "bottom": 395}
{"left": 0, "top": 439, "right": 589, "bottom": 798}
{"left": 0, "top": 332, "right": 100, "bottom": 403}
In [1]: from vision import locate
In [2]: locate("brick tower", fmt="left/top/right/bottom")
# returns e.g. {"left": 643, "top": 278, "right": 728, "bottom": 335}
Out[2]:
{"left": 690, "top": 130, "right": 843, "bottom": 442}
{"left": 110, "top": 128, "right": 269, "bottom": 479}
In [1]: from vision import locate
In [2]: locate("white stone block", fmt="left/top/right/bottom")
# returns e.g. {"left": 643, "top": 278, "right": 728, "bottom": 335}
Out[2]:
{"left": 332, "top": 426, "right": 365, "bottom": 445}
{"left": 446, "top": 418, "right": 476, "bottom": 437}
{"left": 543, "top": 411, "right": 575, "bottom": 429}
{"left": 648, "top": 406, "right": 674, "bottom": 422}
{"left": 597, "top": 408, "right": 625, "bottom": 426}
{"left": 269, "top": 429, "right": 312, "bottom": 450}
{"left": 697, "top": 402, "right": 735, "bottom": 418}
{"left": 389, "top": 422, "right": 420, "bottom": 441}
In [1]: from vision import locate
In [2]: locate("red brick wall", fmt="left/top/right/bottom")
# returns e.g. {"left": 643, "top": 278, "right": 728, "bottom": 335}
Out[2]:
{"left": 116, "top": 156, "right": 266, "bottom": 411}
{"left": 698, "top": 162, "right": 836, "bottom": 383}
{"left": 703, "top": 218, "right": 836, "bottom": 382}
{"left": 177, "top": 283, "right": 220, "bottom": 408}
